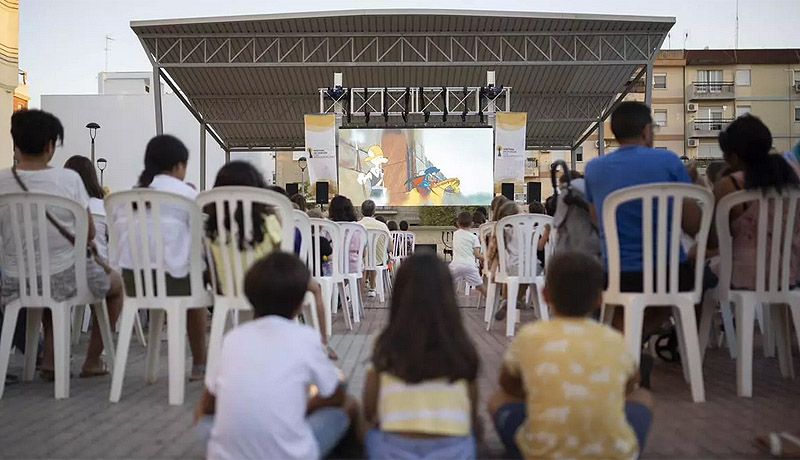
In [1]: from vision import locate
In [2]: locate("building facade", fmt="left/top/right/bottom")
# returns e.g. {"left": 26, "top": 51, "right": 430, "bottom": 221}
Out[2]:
{"left": 0, "top": 0, "right": 18, "bottom": 168}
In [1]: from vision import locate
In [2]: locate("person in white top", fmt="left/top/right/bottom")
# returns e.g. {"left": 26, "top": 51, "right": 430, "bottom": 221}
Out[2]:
{"left": 113, "top": 135, "right": 207, "bottom": 380}
{"left": 0, "top": 110, "right": 112, "bottom": 381}
{"left": 195, "top": 253, "right": 357, "bottom": 460}
{"left": 358, "top": 199, "right": 390, "bottom": 298}
{"left": 449, "top": 212, "right": 487, "bottom": 297}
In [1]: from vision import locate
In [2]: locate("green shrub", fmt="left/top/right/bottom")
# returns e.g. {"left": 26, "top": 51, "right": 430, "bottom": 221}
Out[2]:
{"left": 418, "top": 206, "right": 480, "bottom": 226}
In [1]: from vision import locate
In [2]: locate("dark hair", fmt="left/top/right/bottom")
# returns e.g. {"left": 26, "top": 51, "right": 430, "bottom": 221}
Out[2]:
{"left": 290, "top": 194, "right": 306, "bottom": 210}
{"left": 472, "top": 211, "right": 486, "bottom": 226}
{"left": 611, "top": 101, "right": 653, "bottom": 141}
{"left": 475, "top": 206, "right": 488, "bottom": 217}
{"left": 204, "top": 161, "right": 274, "bottom": 251}
{"left": 361, "top": 199, "right": 376, "bottom": 217}
{"left": 399, "top": 220, "right": 409, "bottom": 231}
{"left": 528, "top": 201, "right": 546, "bottom": 214}
{"left": 137, "top": 134, "right": 189, "bottom": 187}
{"left": 11, "top": 109, "right": 64, "bottom": 156}
{"left": 456, "top": 211, "right": 472, "bottom": 228}
{"left": 270, "top": 185, "right": 289, "bottom": 197}
{"left": 244, "top": 253, "right": 310, "bottom": 319}
{"left": 545, "top": 251, "right": 604, "bottom": 317}
{"left": 329, "top": 195, "right": 357, "bottom": 222}
{"left": 490, "top": 195, "right": 509, "bottom": 220}
{"left": 372, "top": 254, "right": 479, "bottom": 383}
{"left": 705, "top": 160, "right": 728, "bottom": 186}
{"left": 387, "top": 220, "right": 398, "bottom": 231}
{"left": 558, "top": 170, "right": 584, "bottom": 184}
{"left": 376, "top": 215, "right": 387, "bottom": 224}
{"left": 718, "top": 114, "right": 799, "bottom": 192}
{"left": 64, "top": 155, "right": 104, "bottom": 199}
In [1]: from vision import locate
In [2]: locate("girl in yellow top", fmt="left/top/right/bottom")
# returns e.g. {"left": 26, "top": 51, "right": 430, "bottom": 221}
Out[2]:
{"left": 362, "top": 253, "right": 480, "bottom": 459}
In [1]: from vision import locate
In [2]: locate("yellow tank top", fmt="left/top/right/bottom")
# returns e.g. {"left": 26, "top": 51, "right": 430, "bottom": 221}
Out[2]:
{"left": 209, "top": 215, "right": 282, "bottom": 295}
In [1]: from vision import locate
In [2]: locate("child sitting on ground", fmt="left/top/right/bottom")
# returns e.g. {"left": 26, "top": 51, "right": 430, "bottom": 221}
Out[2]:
{"left": 363, "top": 253, "right": 481, "bottom": 459}
{"left": 450, "top": 211, "right": 487, "bottom": 297}
{"left": 487, "top": 251, "right": 653, "bottom": 459}
{"left": 195, "top": 252, "right": 357, "bottom": 459}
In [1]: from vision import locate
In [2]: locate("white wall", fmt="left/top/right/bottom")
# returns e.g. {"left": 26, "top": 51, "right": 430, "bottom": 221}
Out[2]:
{"left": 41, "top": 93, "right": 226, "bottom": 192}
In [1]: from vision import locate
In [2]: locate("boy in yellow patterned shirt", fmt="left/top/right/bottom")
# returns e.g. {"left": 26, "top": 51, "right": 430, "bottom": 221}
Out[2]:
{"left": 488, "top": 251, "right": 653, "bottom": 459}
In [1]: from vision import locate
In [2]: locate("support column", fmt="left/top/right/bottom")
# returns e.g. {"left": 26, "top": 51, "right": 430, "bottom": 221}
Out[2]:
{"left": 224, "top": 148, "right": 230, "bottom": 164}
{"left": 598, "top": 118, "right": 605, "bottom": 156}
{"left": 644, "top": 61, "right": 653, "bottom": 107}
{"left": 570, "top": 147, "right": 577, "bottom": 170}
{"left": 152, "top": 66, "right": 163, "bottom": 135}
{"left": 199, "top": 121, "right": 207, "bottom": 191}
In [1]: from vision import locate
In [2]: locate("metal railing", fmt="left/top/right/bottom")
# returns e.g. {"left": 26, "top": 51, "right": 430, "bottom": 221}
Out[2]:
{"left": 691, "top": 118, "right": 733, "bottom": 136}
{"left": 691, "top": 81, "right": 735, "bottom": 99}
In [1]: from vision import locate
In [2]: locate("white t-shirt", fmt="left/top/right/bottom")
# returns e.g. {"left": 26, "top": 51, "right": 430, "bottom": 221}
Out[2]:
{"left": 359, "top": 216, "right": 390, "bottom": 264}
{"left": 0, "top": 168, "right": 90, "bottom": 276}
{"left": 89, "top": 197, "right": 109, "bottom": 263}
{"left": 206, "top": 316, "right": 340, "bottom": 460}
{"left": 452, "top": 228, "right": 480, "bottom": 266}
{"left": 112, "top": 174, "right": 198, "bottom": 278}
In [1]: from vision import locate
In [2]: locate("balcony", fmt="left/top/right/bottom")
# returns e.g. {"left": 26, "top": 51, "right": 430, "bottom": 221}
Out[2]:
{"left": 690, "top": 81, "right": 735, "bottom": 100}
{"left": 690, "top": 118, "right": 733, "bottom": 138}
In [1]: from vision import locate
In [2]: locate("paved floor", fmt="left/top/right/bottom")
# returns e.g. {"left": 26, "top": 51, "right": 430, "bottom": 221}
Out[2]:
{"left": 1, "top": 294, "right": 799, "bottom": 459}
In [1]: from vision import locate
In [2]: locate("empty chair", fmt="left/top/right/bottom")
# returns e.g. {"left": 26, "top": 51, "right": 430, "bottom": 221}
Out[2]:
{"left": 338, "top": 222, "right": 368, "bottom": 323}
{"left": 309, "top": 218, "right": 350, "bottom": 336}
{"left": 365, "top": 228, "right": 392, "bottom": 303}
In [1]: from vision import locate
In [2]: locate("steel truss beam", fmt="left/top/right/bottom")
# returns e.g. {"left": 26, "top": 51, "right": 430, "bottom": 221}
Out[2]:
{"left": 321, "top": 87, "right": 511, "bottom": 117}
{"left": 140, "top": 32, "right": 662, "bottom": 67}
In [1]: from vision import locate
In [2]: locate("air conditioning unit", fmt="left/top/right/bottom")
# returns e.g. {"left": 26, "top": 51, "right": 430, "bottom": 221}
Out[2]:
{"left": 687, "top": 138, "right": 699, "bottom": 148}
{"left": 794, "top": 82, "right": 800, "bottom": 93}
{"left": 687, "top": 103, "right": 698, "bottom": 112}
{"left": 594, "top": 140, "right": 607, "bottom": 148}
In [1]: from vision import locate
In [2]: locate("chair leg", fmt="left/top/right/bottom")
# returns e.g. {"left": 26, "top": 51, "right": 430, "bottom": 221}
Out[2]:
{"left": 0, "top": 304, "right": 22, "bottom": 399}
{"left": 134, "top": 313, "right": 147, "bottom": 347}
{"left": 720, "top": 300, "right": 737, "bottom": 359}
{"left": 623, "top": 302, "right": 646, "bottom": 368}
{"left": 319, "top": 280, "right": 333, "bottom": 339}
{"left": 206, "top": 303, "right": 230, "bottom": 380}
{"left": 486, "top": 284, "right": 501, "bottom": 332}
{"left": 698, "top": 289, "right": 717, "bottom": 362}
{"left": 339, "top": 282, "right": 353, "bottom": 330}
{"left": 736, "top": 297, "right": 756, "bottom": 397}
{"left": 758, "top": 303, "right": 776, "bottom": 358}
{"left": 674, "top": 309, "right": 691, "bottom": 384}
{"left": 110, "top": 306, "right": 137, "bottom": 403}
{"left": 145, "top": 310, "right": 165, "bottom": 384}
{"left": 376, "top": 270, "right": 386, "bottom": 303}
{"left": 506, "top": 281, "right": 519, "bottom": 337}
{"left": 93, "top": 302, "right": 115, "bottom": 373}
{"left": 535, "top": 279, "right": 549, "bottom": 321}
{"left": 790, "top": 300, "right": 800, "bottom": 353}
{"left": 23, "top": 308, "right": 42, "bottom": 381}
{"left": 675, "top": 302, "right": 706, "bottom": 403}
{"left": 166, "top": 309, "right": 187, "bottom": 406}
{"left": 773, "top": 304, "right": 794, "bottom": 379}
{"left": 349, "top": 278, "right": 361, "bottom": 324}
{"left": 72, "top": 305, "right": 85, "bottom": 346}
{"left": 51, "top": 305, "right": 70, "bottom": 399}
{"left": 484, "top": 281, "right": 496, "bottom": 323}
{"left": 82, "top": 305, "right": 92, "bottom": 333}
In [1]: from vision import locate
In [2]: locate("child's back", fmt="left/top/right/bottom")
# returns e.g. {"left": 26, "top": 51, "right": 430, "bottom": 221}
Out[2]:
{"left": 452, "top": 228, "right": 480, "bottom": 266}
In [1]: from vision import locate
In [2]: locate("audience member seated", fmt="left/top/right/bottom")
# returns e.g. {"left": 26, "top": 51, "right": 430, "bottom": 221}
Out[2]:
{"left": 398, "top": 220, "right": 410, "bottom": 232}
{"left": 472, "top": 210, "right": 487, "bottom": 227}
{"left": 528, "top": 201, "right": 551, "bottom": 265}
{"left": 64, "top": 155, "right": 124, "bottom": 377}
{"left": 487, "top": 201, "right": 528, "bottom": 320}
{"left": 329, "top": 195, "right": 362, "bottom": 276}
{"left": 387, "top": 220, "right": 398, "bottom": 231}
{"left": 195, "top": 253, "right": 357, "bottom": 460}
{"left": 704, "top": 160, "right": 729, "bottom": 190}
{"left": 358, "top": 200, "right": 390, "bottom": 298}
{"left": 363, "top": 253, "right": 480, "bottom": 459}
{"left": 113, "top": 134, "right": 207, "bottom": 380}
{"left": 399, "top": 220, "right": 413, "bottom": 254}
{"left": 290, "top": 193, "right": 307, "bottom": 211}
{"left": 0, "top": 110, "right": 112, "bottom": 381}
{"left": 488, "top": 252, "right": 653, "bottom": 460}
{"left": 489, "top": 195, "right": 508, "bottom": 221}
{"left": 450, "top": 212, "right": 487, "bottom": 298}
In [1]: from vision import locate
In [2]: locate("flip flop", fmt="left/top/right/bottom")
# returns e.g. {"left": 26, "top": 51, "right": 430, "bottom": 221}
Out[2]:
{"left": 326, "top": 346, "right": 339, "bottom": 361}
{"left": 189, "top": 364, "right": 206, "bottom": 382}
{"left": 755, "top": 432, "right": 800, "bottom": 458}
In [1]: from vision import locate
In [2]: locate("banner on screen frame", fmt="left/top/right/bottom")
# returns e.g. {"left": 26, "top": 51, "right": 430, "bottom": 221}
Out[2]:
{"left": 493, "top": 112, "right": 527, "bottom": 184}
{"left": 304, "top": 114, "right": 338, "bottom": 196}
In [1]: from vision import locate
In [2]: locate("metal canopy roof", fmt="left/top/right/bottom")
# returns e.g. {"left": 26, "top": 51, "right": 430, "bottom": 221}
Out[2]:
{"left": 131, "top": 9, "right": 674, "bottom": 151}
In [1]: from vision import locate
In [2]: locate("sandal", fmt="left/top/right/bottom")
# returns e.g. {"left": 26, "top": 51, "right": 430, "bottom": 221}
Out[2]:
{"left": 189, "top": 364, "right": 206, "bottom": 382}
{"left": 326, "top": 345, "right": 339, "bottom": 361}
{"left": 79, "top": 365, "right": 109, "bottom": 378}
{"left": 755, "top": 432, "right": 800, "bottom": 458}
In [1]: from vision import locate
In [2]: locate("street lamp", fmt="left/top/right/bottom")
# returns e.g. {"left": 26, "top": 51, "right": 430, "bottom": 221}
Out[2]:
{"left": 86, "top": 122, "right": 100, "bottom": 165}
{"left": 297, "top": 156, "right": 308, "bottom": 196}
{"left": 96, "top": 157, "right": 108, "bottom": 188}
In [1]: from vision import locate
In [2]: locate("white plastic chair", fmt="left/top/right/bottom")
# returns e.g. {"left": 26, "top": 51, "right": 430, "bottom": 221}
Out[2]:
{"left": 601, "top": 183, "right": 713, "bottom": 403}
{"left": 105, "top": 190, "right": 212, "bottom": 406}
{"left": 531, "top": 214, "right": 555, "bottom": 322}
{"left": 338, "top": 222, "right": 368, "bottom": 323}
{"left": 486, "top": 214, "right": 551, "bottom": 336}
{"left": 0, "top": 193, "right": 115, "bottom": 399}
{"left": 390, "top": 231, "right": 409, "bottom": 274}
{"left": 309, "top": 218, "right": 350, "bottom": 336}
{"left": 714, "top": 188, "right": 800, "bottom": 397}
{"left": 365, "top": 228, "right": 392, "bottom": 303}
{"left": 197, "top": 187, "right": 295, "bottom": 380}
{"left": 294, "top": 210, "right": 312, "bottom": 267}
{"left": 405, "top": 231, "right": 416, "bottom": 254}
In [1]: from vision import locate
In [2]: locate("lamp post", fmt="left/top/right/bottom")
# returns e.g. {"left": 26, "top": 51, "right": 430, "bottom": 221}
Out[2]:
{"left": 298, "top": 156, "right": 308, "bottom": 196}
{"left": 86, "top": 122, "right": 100, "bottom": 165}
{"left": 96, "top": 157, "right": 108, "bottom": 188}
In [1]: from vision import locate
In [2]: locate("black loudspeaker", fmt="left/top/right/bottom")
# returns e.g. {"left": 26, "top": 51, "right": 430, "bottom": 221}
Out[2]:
{"left": 285, "top": 183, "right": 299, "bottom": 196}
{"left": 527, "top": 182, "right": 542, "bottom": 203}
{"left": 316, "top": 181, "right": 329, "bottom": 205}
{"left": 501, "top": 183, "right": 515, "bottom": 200}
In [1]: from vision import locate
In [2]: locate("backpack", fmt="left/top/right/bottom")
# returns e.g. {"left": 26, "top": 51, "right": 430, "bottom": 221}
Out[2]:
{"left": 549, "top": 160, "right": 602, "bottom": 259}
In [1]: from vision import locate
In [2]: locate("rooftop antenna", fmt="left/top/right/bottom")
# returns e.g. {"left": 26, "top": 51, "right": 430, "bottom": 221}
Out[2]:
{"left": 735, "top": 0, "right": 740, "bottom": 50}
{"left": 667, "top": 32, "right": 671, "bottom": 49}
{"left": 683, "top": 30, "right": 689, "bottom": 50}
{"left": 105, "top": 34, "right": 115, "bottom": 72}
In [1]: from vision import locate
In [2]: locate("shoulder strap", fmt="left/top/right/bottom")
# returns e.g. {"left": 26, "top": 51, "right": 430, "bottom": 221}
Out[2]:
{"left": 11, "top": 167, "right": 77, "bottom": 246}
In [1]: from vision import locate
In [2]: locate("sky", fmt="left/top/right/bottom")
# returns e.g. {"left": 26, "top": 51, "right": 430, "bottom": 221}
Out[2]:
{"left": 19, "top": 0, "right": 800, "bottom": 107}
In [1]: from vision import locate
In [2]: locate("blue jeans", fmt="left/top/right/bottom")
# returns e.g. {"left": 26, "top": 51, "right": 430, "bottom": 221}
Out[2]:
{"left": 493, "top": 402, "right": 652, "bottom": 459}
{"left": 196, "top": 407, "right": 350, "bottom": 459}
{"left": 365, "top": 428, "right": 476, "bottom": 459}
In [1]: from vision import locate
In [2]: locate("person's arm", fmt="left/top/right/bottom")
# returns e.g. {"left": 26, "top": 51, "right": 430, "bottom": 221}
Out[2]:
{"left": 468, "top": 380, "right": 483, "bottom": 443}
{"left": 681, "top": 198, "right": 702, "bottom": 237}
{"left": 472, "top": 247, "right": 482, "bottom": 259}
{"left": 86, "top": 210, "right": 96, "bottom": 243}
{"left": 362, "top": 366, "right": 380, "bottom": 426}
{"left": 589, "top": 203, "right": 599, "bottom": 226}
{"left": 537, "top": 224, "right": 551, "bottom": 251}
{"left": 498, "top": 365, "right": 525, "bottom": 399}
{"left": 706, "top": 176, "right": 738, "bottom": 250}
{"left": 194, "top": 387, "right": 216, "bottom": 423}
{"left": 307, "top": 384, "right": 346, "bottom": 413}
{"left": 306, "top": 331, "right": 345, "bottom": 412}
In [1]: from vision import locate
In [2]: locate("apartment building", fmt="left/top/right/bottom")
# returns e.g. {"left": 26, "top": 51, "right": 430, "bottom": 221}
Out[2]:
{"left": 531, "top": 48, "right": 800, "bottom": 199}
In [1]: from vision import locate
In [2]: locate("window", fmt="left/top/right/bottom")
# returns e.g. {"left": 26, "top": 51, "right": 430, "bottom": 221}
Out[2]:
{"left": 653, "top": 74, "right": 667, "bottom": 89}
{"left": 735, "top": 69, "right": 751, "bottom": 86}
{"left": 697, "top": 70, "right": 723, "bottom": 93}
{"left": 795, "top": 106, "right": 800, "bottom": 122}
{"left": 575, "top": 146, "right": 584, "bottom": 162}
{"left": 698, "top": 144, "right": 723, "bottom": 159}
{"left": 653, "top": 109, "right": 668, "bottom": 127}
{"left": 794, "top": 70, "right": 800, "bottom": 85}
{"left": 736, "top": 105, "right": 751, "bottom": 117}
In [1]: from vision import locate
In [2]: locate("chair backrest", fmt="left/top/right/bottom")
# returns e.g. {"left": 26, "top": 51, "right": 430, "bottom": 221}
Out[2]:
{"left": 0, "top": 192, "right": 90, "bottom": 305}
{"left": 716, "top": 188, "right": 800, "bottom": 300}
{"left": 603, "top": 183, "right": 713, "bottom": 301}
{"left": 478, "top": 222, "right": 494, "bottom": 269}
{"left": 309, "top": 218, "right": 343, "bottom": 279}
{"left": 196, "top": 187, "right": 295, "bottom": 298}
{"left": 338, "top": 222, "right": 367, "bottom": 274}
{"left": 405, "top": 231, "right": 415, "bottom": 252}
{"left": 531, "top": 212, "right": 557, "bottom": 270}
{"left": 365, "top": 228, "right": 391, "bottom": 269}
{"left": 105, "top": 189, "right": 206, "bottom": 301}
{"left": 390, "top": 231, "right": 408, "bottom": 259}
{"left": 293, "top": 210, "right": 312, "bottom": 267}
{"left": 495, "top": 214, "right": 552, "bottom": 282}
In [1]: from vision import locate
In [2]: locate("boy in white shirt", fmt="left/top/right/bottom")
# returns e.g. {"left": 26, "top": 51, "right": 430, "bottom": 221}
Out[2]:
{"left": 195, "top": 253, "right": 357, "bottom": 460}
{"left": 449, "top": 212, "right": 487, "bottom": 297}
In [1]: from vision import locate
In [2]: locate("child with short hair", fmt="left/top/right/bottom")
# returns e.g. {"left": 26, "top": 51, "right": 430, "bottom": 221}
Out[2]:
{"left": 450, "top": 211, "right": 487, "bottom": 297}
{"left": 488, "top": 251, "right": 653, "bottom": 459}
{"left": 363, "top": 253, "right": 481, "bottom": 459}
{"left": 196, "top": 252, "right": 356, "bottom": 460}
